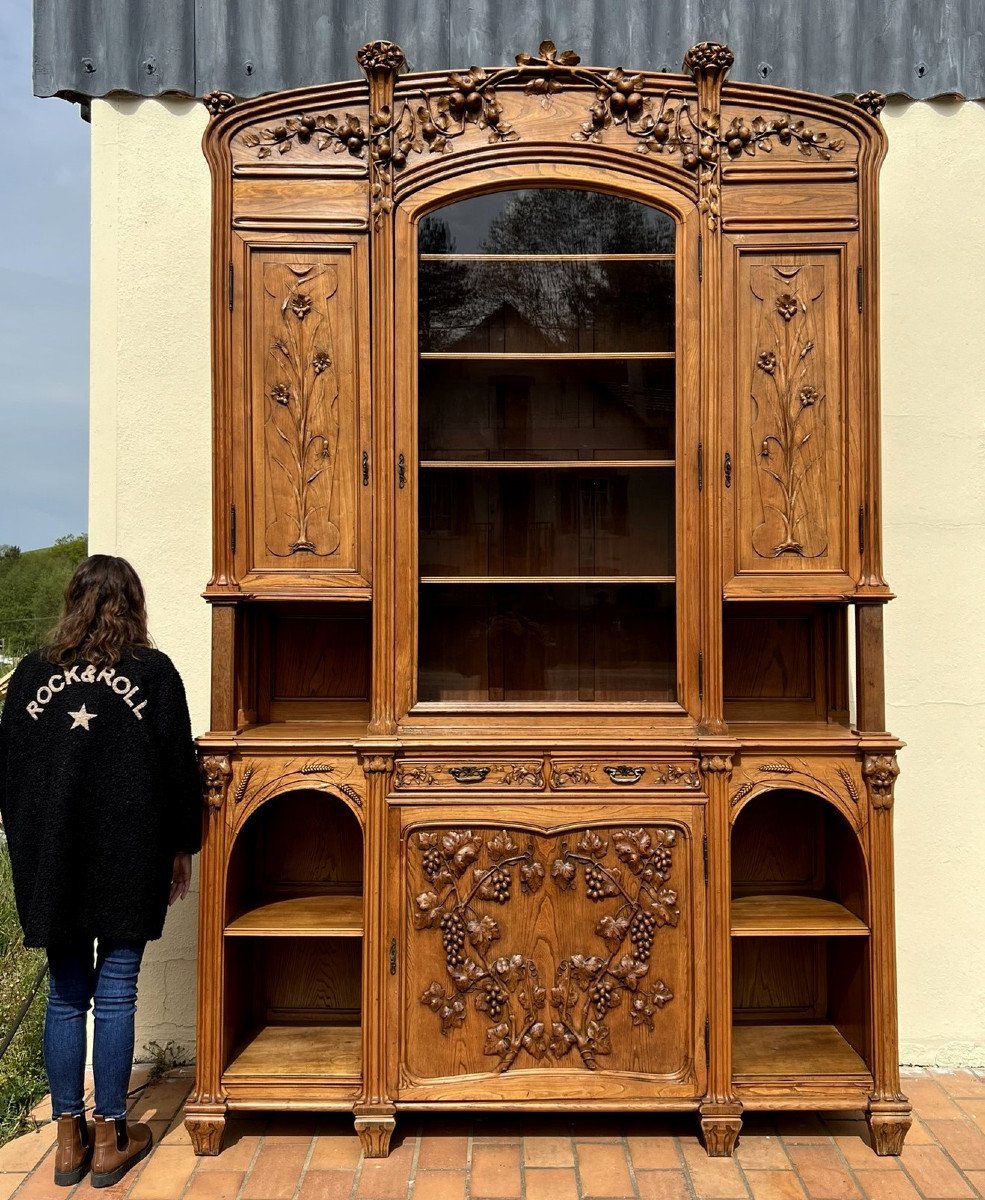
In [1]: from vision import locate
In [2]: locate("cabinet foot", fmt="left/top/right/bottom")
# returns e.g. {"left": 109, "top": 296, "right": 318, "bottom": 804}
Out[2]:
{"left": 185, "top": 1108, "right": 226, "bottom": 1156}
{"left": 699, "top": 1106, "right": 742, "bottom": 1157}
{"left": 867, "top": 1100, "right": 912, "bottom": 1156}
{"left": 355, "top": 1112, "right": 396, "bottom": 1158}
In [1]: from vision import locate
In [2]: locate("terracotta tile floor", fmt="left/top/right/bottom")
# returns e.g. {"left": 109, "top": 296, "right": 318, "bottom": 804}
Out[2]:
{"left": 2, "top": 1068, "right": 985, "bottom": 1199}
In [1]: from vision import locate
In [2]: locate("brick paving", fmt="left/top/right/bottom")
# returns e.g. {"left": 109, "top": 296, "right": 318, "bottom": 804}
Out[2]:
{"left": 2, "top": 1069, "right": 985, "bottom": 1199}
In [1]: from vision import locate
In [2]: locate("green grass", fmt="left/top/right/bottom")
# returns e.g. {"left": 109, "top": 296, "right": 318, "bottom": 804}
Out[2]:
{"left": 0, "top": 844, "right": 49, "bottom": 1146}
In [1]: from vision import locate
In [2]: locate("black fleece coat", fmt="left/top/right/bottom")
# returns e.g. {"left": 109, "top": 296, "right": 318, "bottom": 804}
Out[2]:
{"left": 0, "top": 647, "right": 202, "bottom": 949}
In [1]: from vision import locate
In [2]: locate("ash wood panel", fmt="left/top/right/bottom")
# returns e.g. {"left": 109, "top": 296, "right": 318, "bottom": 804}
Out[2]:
{"left": 732, "top": 1023, "right": 869, "bottom": 1079}
{"left": 731, "top": 895, "right": 868, "bottom": 937}
{"left": 226, "top": 894, "right": 363, "bottom": 936}
{"left": 225, "top": 1024, "right": 361, "bottom": 1078}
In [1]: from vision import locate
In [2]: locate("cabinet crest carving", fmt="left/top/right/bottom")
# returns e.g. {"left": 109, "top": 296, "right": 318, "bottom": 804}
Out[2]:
{"left": 263, "top": 262, "right": 343, "bottom": 558}
{"left": 750, "top": 264, "right": 829, "bottom": 559}
{"left": 228, "top": 757, "right": 365, "bottom": 820}
{"left": 415, "top": 827, "right": 679, "bottom": 1072}
{"left": 729, "top": 757, "right": 865, "bottom": 829}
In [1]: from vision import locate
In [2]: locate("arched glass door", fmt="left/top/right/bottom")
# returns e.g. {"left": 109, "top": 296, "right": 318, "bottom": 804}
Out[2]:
{"left": 414, "top": 187, "right": 679, "bottom": 706}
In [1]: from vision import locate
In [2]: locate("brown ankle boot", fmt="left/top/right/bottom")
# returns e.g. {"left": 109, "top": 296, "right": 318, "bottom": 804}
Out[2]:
{"left": 54, "top": 1113, "right": 93, "bottom": 1186}
{"left": 91, "top": 1114, "right": 153, "bottom": 1189}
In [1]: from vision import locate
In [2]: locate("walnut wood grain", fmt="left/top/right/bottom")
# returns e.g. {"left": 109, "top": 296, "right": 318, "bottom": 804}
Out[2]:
{"left": 732, "top": 1023, "right": 869, "bottom": 1079}
{"left": 225, "top": 1024, "right": 361, "bottom": 1079}
{"left": 731, "top": 895, "right": 868, "bottom": 937}
{"left": 226, "top": 895, "right": 363, "bottom": 937}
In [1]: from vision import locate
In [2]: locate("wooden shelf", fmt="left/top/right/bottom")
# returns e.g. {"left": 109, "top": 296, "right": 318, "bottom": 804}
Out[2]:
{"left": 732, "top": 1024, "right": 870, "bottom": 1080}
{"left": 225, "top": 1024, "right": 361, "bottom": 1080}
{"left": 226, "top": 895, "right": 363, "bottom": 938}
{"left": 420, "top": 576, "right": 676, "bottom": 585}
{"left": 419, "top": 459, "right": 676, "bottom": 470}
{"left": 420, "top": 351, "right": 675, "bottom": 361}
{"left": 731, "top": 895, "right": 868, "bottom": 937}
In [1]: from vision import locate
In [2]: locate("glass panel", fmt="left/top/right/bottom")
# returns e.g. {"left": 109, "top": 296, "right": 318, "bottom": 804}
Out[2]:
{"left": 419, "top": 189, "right": 675, "bottom": 255}
{"left": 420, "top": 260, "right": 674, "bottom": 354}
{"left": 420, "top": 468, "right": 675, "bottom": 578}
{"left": 415, "top": 187, "right": 678, "bottom": 707}
{"left": 418, "top": 584, "right": 676, "bottom": 702}
{"left": 420, "top": 359, "right": 675, "bottom": 461}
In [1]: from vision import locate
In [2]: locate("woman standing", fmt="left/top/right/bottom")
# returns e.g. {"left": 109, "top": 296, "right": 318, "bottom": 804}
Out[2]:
{"left": 0, "top": 555, "right": 202, "bottom": 1188}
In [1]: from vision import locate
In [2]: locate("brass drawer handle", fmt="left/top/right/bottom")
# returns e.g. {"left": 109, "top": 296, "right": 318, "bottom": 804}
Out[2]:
{"left": 448, "top": 766, "right": 490, "bottom": 784}
{"left": 604, "top": 765, "right": 646, "bottom": 785}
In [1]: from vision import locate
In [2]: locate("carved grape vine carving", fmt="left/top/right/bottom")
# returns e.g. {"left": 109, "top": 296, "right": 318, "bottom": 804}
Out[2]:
{"left": 414, "top": 826, "right": 678, "bottom": 1072}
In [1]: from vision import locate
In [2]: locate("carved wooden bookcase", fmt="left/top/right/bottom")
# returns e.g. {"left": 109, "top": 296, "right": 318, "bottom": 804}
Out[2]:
{"left": 187, "top": 41, "right": 909, "bottom": 1159}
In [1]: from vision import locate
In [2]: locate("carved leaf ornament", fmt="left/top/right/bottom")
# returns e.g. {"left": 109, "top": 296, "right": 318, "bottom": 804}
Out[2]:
{"left": 238, "top": 39, "right": 847, "bottom": 229}
{"left": 415, "top": 826, "right": 679, "bottom": 1072}
{"left": 264, "top": 263, "right": 342, "bottom": 557}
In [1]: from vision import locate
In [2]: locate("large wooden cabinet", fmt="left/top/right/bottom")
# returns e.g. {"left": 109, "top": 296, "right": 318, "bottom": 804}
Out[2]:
{"left": 187, "top": 41, "right": 910, "bottom": 1159}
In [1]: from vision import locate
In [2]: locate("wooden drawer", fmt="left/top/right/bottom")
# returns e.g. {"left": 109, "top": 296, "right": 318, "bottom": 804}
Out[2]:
{"left": 393, "top": 759, "right": 546, "bottom": 792}
{"left": 548, "top": 756, "right": 702, "bottom": 793}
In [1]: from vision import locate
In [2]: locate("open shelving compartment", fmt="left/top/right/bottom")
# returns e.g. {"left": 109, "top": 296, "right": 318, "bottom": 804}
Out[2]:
{"left": 221, "top": 789, "right": 363, "bottom": 1098}
{"left": 730, "top": 789, "right": 873, "bottom": 1097}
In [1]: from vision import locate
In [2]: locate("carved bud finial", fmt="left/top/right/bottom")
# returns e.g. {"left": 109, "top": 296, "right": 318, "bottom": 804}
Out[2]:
{"left": 854, "top": 90, "right": 887, "bottom": 118}
{"left": 683, "top": 42, "right": 735, "bottom": 79}
{"left": 357, "top": 40, "right": 406, "bottom": 74}
{"left": 202, "top": 90, "right": 236, "bottom": 118}
{"left": 863, "top": 754, "right": 899, "bottom": 810}
{"left": 200, "top": 754, "right": 232, "bottom": 810}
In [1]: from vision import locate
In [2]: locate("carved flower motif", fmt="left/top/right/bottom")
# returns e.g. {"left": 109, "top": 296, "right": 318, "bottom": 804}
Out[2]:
{"left": 683, "top": 41, "right": 735, "bottom": 75}
{"left": 203, "top": 90, "right": 236, "bottom": 117}
{"left": 270, "top": 383, "right": 291, "bottom": 407}
{"left": 356, "top": 40, "right": 406, "bottom": 72}
{"left": 312, "top": 352, "right": 331, "bottom": 374}
{"left": 757, "top": 351, "right": 777, "bottom": 375}
{"left": 776, "top": 293, "right": 800, "bottom": 322}
{"left": 799, "top": 385, "right": 820, "bottom": 407}
{"left": 855, "top": 90, "right": 887, "bottom": 117}
{"left": 290, "top": 293, "right": 312, "bottom": 320}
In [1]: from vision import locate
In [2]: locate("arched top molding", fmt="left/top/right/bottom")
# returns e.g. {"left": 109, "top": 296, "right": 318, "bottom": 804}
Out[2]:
{"left": 204, "top": 38, "right": 885, "bottom": 231}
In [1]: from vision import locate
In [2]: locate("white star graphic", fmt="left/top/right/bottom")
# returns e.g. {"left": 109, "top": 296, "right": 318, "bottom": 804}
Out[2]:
{"left": 68, "top": 704, "right": 97, "bottom": 731}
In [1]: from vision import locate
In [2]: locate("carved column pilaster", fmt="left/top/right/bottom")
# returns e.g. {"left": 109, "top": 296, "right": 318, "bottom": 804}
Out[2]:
{"left": 358, "top": 41, "right": 405, "bottom": 738}
{"left": 186, "top": 753, "right": 232, "bottom": 1154}
{"left": 698, "top": 750, "right": 741, "bottom": 1154}
{"left": 862, "top": 751, "right": 911, "bottom": 1153}
{"left": 354, "top": 750, "right": 397, "bottom": 1155}
{"left": 684, "top": 43, "right": 733, "bottom": 737}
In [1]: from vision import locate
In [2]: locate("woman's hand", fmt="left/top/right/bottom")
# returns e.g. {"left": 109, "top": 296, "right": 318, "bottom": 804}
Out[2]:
{"left": 169, "top": 853, "right": 193, "bottom": 905}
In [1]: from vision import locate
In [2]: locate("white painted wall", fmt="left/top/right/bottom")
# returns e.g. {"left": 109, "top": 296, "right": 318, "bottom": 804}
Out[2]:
{"left": 88, "top": 96, "right": 985, "bottom": 1065}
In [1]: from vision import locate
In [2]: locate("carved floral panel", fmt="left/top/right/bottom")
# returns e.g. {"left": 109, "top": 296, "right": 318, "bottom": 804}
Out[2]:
{"left": 731, "top": 248, "right": 852, "bottom": 583}
{"left": 402, "top": 822, "right": 696, "bottom": 1084}
{"left": 248, "top": 251, "right": 362, "bottom": 574}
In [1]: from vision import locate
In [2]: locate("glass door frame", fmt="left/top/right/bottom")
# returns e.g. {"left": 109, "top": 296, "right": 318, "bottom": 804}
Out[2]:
{"left": 392, "top": 165, "right": 702, "bottom": 731}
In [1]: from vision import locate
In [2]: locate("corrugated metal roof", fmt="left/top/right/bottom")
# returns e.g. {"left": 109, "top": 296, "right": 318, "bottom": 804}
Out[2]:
{"left": 33, "top": 0, "right": 985, "bottom": 104}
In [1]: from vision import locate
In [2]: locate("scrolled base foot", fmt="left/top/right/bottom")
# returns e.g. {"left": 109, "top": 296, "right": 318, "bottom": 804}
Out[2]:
{"left": 867, "top": 1100, "right": 912, "bottom": 1156}
{"left": 355, "top": 1113, "right": 396, "bottom": 1158}
{"left": 185, "top": 1109, "right": 226, "bottom": 1156}
{"left": 699, "top": 1105, "right": 742, "bottom": 1156}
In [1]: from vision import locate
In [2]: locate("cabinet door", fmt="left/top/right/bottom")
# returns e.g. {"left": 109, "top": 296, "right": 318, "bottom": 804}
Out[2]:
{"left": 724, "top": 235, "right": 861, "bottom": 597}
{"left": 235, "top": 237, "right": 371, "bottom": 592}
{"left": 393, "top": 804, "right": 705, "bottom": 1102}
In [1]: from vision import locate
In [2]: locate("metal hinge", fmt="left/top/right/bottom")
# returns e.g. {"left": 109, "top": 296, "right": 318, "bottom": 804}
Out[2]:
{"left": 697, "top": 442, "right": 703, "bottom": 491}
{"left": 858, "top": 505, "right": 865, "bottom": 555}
{"left": 228, "top": 263, "right": 234, "bottom": 311}
{"left": 230, "top": 504, "right": 237, "bottom": 555}
{"left": 389, "top": 937, "right": 397, "bottom": 976}
{"left": 698, "top": 235, "right": 703, "bottom": 283}
{"left": 704, "top": 1014, "right": 710, "bottom": 1060}
{"left": 362, "top": 450, "right": 370, "bottom": 487}
{"left": 698, "top": 652, "right": 704, "bottom": 700}
{"left": 856, "top": 266, "right": 864, "bottom": 313}
{"left": 724, "top": 451, "right": 732, "bottom": 488}
{"left": 702, "top": 834, "right": 708, "bottom": 884}
{"left": 398, "top": 453, "right": 406, "bottom": 489}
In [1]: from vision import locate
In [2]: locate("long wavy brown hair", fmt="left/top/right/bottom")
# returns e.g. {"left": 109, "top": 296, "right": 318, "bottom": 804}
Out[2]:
{"left": 43, "top": 555, "right": 154, "bottom": 668}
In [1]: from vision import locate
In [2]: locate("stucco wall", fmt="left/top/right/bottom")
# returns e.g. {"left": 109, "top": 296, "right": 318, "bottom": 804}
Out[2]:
{"left": 88, "top": 95, "right": 985, "bottom": 1065}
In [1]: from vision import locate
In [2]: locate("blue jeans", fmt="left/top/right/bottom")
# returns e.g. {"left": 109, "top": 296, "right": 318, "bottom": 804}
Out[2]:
{"left": 44, "top": 940, "right": 145, "bottom": 1120}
